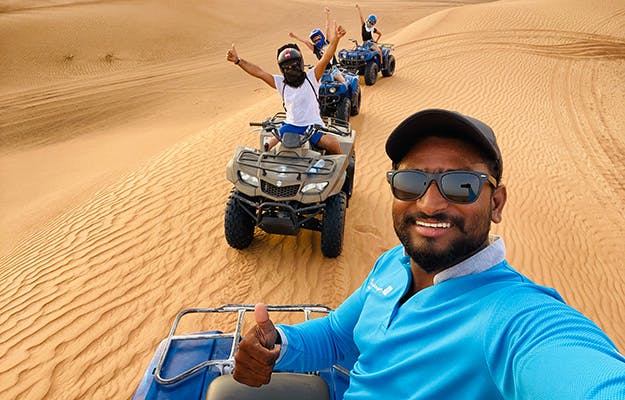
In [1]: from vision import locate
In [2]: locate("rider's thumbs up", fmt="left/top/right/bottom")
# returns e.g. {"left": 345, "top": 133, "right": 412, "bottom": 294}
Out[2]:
{"left": 254, "top": 303, "right": 278, "bottom": 349}
{"left": 226, "top": 43, "right": 239, "bottom": 63}
{"left": 233, "top": 303, "right": 280, "bottom": 387}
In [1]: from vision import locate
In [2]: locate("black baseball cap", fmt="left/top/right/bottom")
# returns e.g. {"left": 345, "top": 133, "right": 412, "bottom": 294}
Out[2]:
{"left": 385, "top": 109, "right": 503, "bottom": 181}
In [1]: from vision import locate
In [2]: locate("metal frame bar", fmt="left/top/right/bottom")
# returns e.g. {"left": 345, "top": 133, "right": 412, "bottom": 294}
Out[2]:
{"left": 237, "top": 151, "right": 335, "bottom": 177}
{"left": 154, "top": 304, "right": 335, "bottom": 385}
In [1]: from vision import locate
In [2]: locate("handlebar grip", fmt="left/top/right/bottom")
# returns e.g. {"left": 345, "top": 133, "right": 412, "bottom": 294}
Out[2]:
{"left": 312, "top": 124, "right": 325, "bottom": 132}
{"left": 249, "top": 122, "right": 264, "bottom": 127}
{"left": 318, "top": 125, "right": 337, "bottom": 134}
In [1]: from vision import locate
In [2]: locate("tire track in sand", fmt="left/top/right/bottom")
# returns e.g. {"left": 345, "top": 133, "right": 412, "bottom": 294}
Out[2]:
{"left": 546, "top": 58, "right": 625, "bottom": 347}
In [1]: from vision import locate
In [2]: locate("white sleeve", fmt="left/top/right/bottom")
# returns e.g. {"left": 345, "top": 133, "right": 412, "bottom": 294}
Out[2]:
{"left": 273, "top": 74, "right": 285, "bottom": 96}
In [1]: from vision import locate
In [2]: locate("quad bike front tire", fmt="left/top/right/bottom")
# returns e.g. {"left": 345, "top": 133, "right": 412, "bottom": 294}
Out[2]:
{"left": 335, "top": 97, "right": 351, "bottom": 122}
{"left": 320, "top": 192, "right": 347, "bottom": 258}
{"left": 382, "top": 55, "right": 396, "bottom": 77}
{"left": 224, "top": 191, "right": 255, "bottom": 249}
{"left": 364, "top": 62, "right": 379, "bottom": 86}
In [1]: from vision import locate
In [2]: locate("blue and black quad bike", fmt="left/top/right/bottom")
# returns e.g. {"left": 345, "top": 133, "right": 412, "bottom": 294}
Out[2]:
{"left": 318, "top": 67, "right": 361, "bottom": 122}
{"left": 132, "top": 304, "right": 357, "bottom": 400}
{"left": 337, "top": 39, "right": 395, "bottom": 86}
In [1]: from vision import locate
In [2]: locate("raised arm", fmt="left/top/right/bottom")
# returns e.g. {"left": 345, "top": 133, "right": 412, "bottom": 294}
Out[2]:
{"left": 356, "top": 4, "right": 365, "bottom": 25}
{"left": 226, "top": 44, "right": 275, "bottom": 88}
{"left": 324, "top": 7, "right": 331, "bottom": 41}
{"left": 315, "top": 23, "right": 346, "bottom": 81}
{"left": 288, "top": 32, "right": 314, "bottom": 53}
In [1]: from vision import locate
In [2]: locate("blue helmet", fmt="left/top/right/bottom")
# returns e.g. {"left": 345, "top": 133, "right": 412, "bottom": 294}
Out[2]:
{"left": 309, "top": 29, "right": 326, "bottom": 48}
{"left": 367, "top": 14, "right": 377, "bottom": 24}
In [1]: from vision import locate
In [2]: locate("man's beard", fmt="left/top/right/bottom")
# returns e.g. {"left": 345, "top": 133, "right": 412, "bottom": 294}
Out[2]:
{"left": 394, "top": 209, "right": 491, "bottom": 274}
{"left": 283, "top": 70, "right": 306, "bottom": 87}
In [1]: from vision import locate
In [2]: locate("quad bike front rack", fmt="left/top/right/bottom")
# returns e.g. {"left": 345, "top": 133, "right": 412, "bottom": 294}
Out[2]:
{"left": 153, "top": 304, "right": 334, "bottom": 385}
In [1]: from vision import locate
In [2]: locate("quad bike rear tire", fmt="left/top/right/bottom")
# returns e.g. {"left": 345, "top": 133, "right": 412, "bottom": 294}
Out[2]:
{"left": 320, "top": 192, "right": 347, "bottom": 258}
{"left": 341, "top": 153, "right": 355, "bottom": 202}
{"left": 382, "top": 55, "right": 396, "bottom": 77}
{"left": 350, "top": 89, "right": 361, "bottom": 116}
{"left": 335, "top": 97, "right": 351, "bottom": 122}
{"left": 224, "top": 191, "right": 255, "bottom": 249}
{"left": 364, "top": 62, "right": 378, "bottom": 86}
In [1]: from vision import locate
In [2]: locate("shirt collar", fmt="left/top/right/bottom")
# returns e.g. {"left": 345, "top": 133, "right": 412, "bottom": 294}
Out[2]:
{"left": 433, "top": 234, "right": 505, "bottom": 284}
{"left": 400, "top": 234, "right": 506, "bottom": 285}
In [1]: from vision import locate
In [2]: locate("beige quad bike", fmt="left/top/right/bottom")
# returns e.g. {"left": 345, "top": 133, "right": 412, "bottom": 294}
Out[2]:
{"left": 224, "top": 112, "right": 355, "bottom": 258}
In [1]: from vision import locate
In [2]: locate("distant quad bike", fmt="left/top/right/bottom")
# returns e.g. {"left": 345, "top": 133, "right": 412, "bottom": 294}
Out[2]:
{"left": 318, "top": 66, "right": 361, "bottom": 122}
{"left": 337, "top": 39, "right": 395, "bottom": 86}
{"left": 224, "top": 112, "right": 356, "bottom": 258}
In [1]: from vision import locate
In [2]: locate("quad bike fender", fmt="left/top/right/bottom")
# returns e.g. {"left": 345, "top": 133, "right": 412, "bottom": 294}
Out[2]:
{"left": 225, "top": 146, "right": 257, "bottom": 185}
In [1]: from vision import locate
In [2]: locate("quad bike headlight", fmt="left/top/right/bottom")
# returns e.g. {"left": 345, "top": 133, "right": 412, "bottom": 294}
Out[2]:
{"left": 301, "top": 182, "right": 328, "bottom": 194}
{"left": 329, "top": 87, "right": 337, "bottom": 94}
{"left": 238, "top": 171, "right": 259, "bottom": 187}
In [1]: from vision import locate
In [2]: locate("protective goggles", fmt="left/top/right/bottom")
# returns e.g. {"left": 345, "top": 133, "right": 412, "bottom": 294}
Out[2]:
{"left": 386, "top": 169, "right": 497, "bottom": 204}
{"left": 280, "top": 60, "right": 300, "bottom": 71}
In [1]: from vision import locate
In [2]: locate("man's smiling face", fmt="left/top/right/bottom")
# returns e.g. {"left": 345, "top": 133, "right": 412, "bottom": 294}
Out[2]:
{"left": 391, "top": 135, "right": 506, "bottom": 274}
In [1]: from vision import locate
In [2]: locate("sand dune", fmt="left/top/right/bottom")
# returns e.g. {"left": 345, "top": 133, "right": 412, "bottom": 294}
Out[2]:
{"left": 1, "top": 0, "right": 624, "bottom": 398}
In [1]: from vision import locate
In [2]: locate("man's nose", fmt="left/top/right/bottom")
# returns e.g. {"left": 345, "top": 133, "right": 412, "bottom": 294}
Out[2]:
{"left": 417, "top": 180, "right": 448, "bottom": 213}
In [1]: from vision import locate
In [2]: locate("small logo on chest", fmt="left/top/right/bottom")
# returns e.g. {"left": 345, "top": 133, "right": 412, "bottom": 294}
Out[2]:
{"left": 368, "top": 279, "right": 393, "bottom": 296}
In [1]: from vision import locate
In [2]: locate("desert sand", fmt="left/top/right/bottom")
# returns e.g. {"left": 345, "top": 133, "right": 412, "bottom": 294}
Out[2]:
{"left": 1, "top": 0, "right": 624, "bottom": 398}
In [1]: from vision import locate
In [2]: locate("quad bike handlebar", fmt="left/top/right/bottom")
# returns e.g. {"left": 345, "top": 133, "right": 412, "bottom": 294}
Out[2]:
{"left": 248, "top": 119, "right": 347, "bottom": 149}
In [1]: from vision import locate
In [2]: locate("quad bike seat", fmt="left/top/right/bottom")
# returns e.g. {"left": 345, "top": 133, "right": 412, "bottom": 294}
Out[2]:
{"left": 205, "top": 372, "right": 330, "bottom": 400}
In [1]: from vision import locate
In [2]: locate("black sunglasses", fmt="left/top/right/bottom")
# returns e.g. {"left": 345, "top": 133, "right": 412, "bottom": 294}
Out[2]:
{"left": 386, "top": 169, "right": 497, "bottom": 204}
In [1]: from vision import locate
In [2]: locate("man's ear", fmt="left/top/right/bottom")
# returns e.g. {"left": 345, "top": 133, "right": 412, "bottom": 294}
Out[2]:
{"left": 491, "top": 184, "right": 506, "bottom": 224}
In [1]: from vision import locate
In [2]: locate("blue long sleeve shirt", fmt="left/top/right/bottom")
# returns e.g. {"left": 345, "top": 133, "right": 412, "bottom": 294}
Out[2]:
{"left": 275, "top": 237, "right": 625, "bottom": 399}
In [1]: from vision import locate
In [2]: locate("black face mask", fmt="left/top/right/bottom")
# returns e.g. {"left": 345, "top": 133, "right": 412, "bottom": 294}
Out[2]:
{"left": 283, "top": 69, "right": 306, "bottom": 87}
{"left": 280, "top": 61, "right": 306, "bottom": 87}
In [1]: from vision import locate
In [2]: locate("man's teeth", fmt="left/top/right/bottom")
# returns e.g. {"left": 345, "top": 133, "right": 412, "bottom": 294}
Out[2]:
{"left": 416, "top": 221, "right": 451, "bottom": 228}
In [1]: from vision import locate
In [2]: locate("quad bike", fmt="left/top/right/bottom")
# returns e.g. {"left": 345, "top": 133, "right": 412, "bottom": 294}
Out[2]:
{"left": 132, "top": 304, "right": 356, "bottom": 400}
{"left": 224, "top": 112, "right": 356, "bottom": 258}
{"left": 337, "top": 39, "right": 395, "bottom": 86}
{"left": 319, "top": 66, "right": 361, "bottom": 122}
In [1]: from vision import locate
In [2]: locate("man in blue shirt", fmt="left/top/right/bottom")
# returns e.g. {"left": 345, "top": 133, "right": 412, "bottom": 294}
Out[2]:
{"left": 233, "top": 109, "right": 625, "bottom": 398}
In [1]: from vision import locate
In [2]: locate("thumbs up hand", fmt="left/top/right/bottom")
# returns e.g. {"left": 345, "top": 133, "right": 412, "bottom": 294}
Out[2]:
{"left": 226, "top": 44, "right": 239, "bottom": 64}
{"left": 254, "top": 303, "right": 279, "bottom": 349}
{"left": 233, "top": 303, "right": 281, "bottom": 387}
